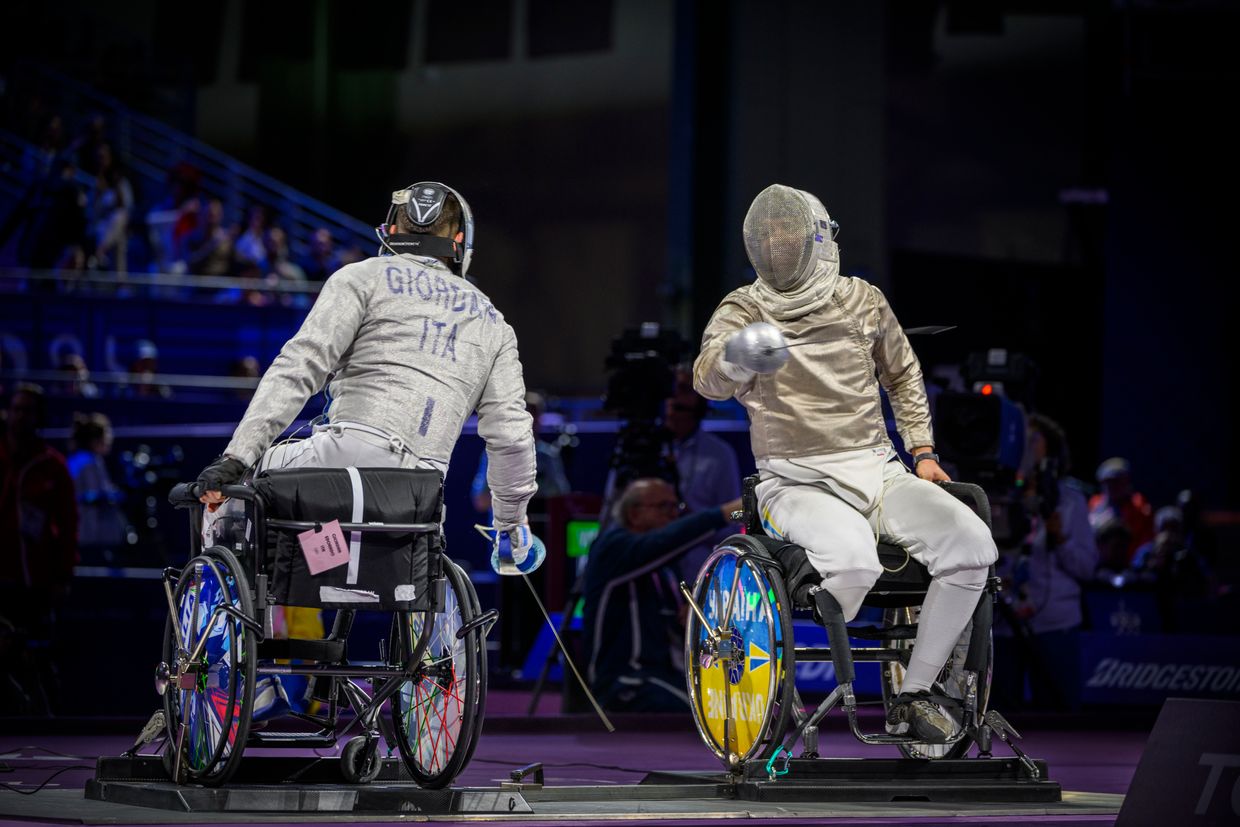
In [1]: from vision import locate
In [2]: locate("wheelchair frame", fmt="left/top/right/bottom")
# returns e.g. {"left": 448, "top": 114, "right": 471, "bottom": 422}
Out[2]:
{"left": 158, "top": 479, "right": 494, "bottom": 787}
{"left": 682, "top": 476, "right": 1037, "bottom": 780}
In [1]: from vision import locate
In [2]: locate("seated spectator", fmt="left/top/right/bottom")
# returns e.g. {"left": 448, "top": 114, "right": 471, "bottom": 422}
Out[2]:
{"left": 1130, "top": 505, "right": 1213, "bottom": 631}
{"left": 664, "top": 368, "right": 741, "bottom": 582}
{"left": 179, "top": 199, "right": 233, "bottom": 277}
{"left": 1094, "top": 516, "right": 1133, "bottom": 585}
{"left": 86, "top": 143, "right": 134, "bottom": 274}
{"left": 1088, "top": 457, "right": 1154, "bottom": 565}
{"left": 232, "top": 205, "right": 270, "bottom": 278}
{"left": 67, "top": 413, "right": 128, "bottom": 559}
{"left": 52, "top": 353, "right": 100, "bottom": 399}
{"left": 146, "top": 162, "right": 203, "bottom": 273}
{"left": 582, "top": 477, "right": 740, "bottom": 713}
{"left": 120, "top": 340, "right": 172, "bottom": 399}
{"left": 993, "top": 413, "right": 1097, "bottom": 711}
{"left": 298, "top": 227, "right": 344, "bottom": 281}
{"left": 252, "top": 226, "right": 308, "bottom": 308}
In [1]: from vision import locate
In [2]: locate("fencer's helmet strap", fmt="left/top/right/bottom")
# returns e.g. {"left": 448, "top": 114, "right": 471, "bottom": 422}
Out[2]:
{"left": 381, "top": 233, "right": 460, "bottom": 259}
{"left": 378, "top": 181, "right": 475, "bottom": 276}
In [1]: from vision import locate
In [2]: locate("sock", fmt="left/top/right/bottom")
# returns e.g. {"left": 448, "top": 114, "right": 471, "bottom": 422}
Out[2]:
{"left": 900, "top": 571, "right": 985, "bottom": 695}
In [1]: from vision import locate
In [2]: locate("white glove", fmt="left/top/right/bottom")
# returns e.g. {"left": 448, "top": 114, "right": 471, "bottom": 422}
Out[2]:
{"left": 723, "top": 322, "right": 790, "bottom": 374}
{"left": 476, "top": 523, "right": 547, "bottom": 576}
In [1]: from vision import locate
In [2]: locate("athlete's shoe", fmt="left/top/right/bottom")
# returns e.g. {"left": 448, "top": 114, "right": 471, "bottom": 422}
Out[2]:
{"left": 885, "top": 691, "right": 955, "bottom": 743}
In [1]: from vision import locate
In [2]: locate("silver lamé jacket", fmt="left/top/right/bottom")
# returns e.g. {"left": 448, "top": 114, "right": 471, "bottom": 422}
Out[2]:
{"left": 225, "top": 255, "right": 536, "bottom": 526}
{"left": 693, "top": 276, "right": 934, "bottom": 461}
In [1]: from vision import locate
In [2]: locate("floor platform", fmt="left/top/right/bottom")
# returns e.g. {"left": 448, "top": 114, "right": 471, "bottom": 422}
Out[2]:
{"left": 1, "top": 717, "right": 1137, "bottom": 824}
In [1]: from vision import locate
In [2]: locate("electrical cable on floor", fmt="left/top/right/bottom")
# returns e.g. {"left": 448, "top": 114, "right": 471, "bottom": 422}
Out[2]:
{"left": 0, "top": 745, "right": 91, "bottom": 760}
{"left": 0, "top": 765, "right": 95, "bottom": 795}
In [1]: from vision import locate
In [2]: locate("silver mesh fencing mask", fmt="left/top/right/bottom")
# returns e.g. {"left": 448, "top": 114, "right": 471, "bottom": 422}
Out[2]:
{"left": 742, "top": 184, "right": 838, "bottom": 293}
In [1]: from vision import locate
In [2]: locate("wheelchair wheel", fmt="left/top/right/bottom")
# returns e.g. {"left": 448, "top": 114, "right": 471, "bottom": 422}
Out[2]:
{"left": 880, "top": 606, "right": 992, "bottom": 760}
{"left": 685, "top": 538, "right": 795, "bottom": 770}
{"left": 161, "top": 547, "right": 256, "bottom": 786}
{"left": 390, "top": 560, "right": 483, "bottom": 788}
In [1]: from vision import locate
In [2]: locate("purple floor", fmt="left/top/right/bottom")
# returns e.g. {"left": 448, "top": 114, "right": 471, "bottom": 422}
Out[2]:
{"left": 0, "top": 691, "right": 1145, "bottom": 825}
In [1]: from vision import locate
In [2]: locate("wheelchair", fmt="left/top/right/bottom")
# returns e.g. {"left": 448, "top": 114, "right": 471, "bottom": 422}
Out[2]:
{"left": 158, "top": 466, "right": 493, "bottom": 788}
{"left": 683, "top": 474, "right": 1031, "bottom": 778}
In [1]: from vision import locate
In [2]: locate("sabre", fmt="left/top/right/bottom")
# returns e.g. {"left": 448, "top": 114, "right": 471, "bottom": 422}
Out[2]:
{"left": 772, "top": 325, "right": 957, "bottom": 349}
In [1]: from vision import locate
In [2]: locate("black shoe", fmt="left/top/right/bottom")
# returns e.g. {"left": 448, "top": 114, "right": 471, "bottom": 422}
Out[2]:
{"left": 886, "top": 691, "right": 955, "bottom": 743}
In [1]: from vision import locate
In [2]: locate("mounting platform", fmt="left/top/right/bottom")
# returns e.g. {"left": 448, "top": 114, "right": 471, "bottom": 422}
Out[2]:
{"left": 85, "top": 755, "right": 531, "bottom": 815}
{"left": 735, "top": 756, "right": 1061, "bottom": 803}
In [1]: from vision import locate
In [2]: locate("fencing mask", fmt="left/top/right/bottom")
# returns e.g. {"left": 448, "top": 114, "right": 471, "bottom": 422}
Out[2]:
{"left": 743, "top": 185, "right": 841, "bottom": 317}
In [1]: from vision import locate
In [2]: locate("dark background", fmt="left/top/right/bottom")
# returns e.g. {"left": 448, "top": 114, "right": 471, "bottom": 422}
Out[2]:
{"left": 1, "top": 0, "right": 1236, "bottom": 510}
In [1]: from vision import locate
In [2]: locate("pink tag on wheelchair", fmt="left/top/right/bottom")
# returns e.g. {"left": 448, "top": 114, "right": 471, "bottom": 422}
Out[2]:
{"left": 298, "top": 519, "right": 350, "bottom": 575}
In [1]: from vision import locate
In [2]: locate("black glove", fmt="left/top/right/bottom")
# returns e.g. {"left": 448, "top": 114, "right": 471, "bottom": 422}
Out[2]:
{"left": 197, "top": 455, "right": 248, "bottom": 493}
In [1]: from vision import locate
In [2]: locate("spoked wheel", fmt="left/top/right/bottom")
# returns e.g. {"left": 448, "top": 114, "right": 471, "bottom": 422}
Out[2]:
{"left": 160, "top": 546, "right": 256, "bottom": 785}
{"left": 390, "top": 561, "right": 484, "bottom": 788}
{"left": 685, "top": 537, "right": 795, "bottom": 771}
{"left": 880, "top": 606, "right": 992, "bottom": 759}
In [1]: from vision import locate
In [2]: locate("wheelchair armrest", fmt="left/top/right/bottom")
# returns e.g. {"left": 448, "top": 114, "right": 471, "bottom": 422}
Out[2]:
{"left": 938, "top": 481, "right": 992, "bottom": 530}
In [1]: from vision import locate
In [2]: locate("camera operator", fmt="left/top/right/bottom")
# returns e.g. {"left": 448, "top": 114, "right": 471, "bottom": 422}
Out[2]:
{"left": 993, "top": 413, "right": 1097, "bottom": 711}
{"left": 582, "top": 477, "right": 742, "bottom": 713}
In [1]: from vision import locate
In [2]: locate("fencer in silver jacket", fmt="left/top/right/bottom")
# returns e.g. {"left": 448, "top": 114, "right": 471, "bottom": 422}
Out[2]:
{"left": 221, "top": 228, "right": 536, "bottom": 528}
{"left": 693, "top": 189, "right": 933, "bottom": 461}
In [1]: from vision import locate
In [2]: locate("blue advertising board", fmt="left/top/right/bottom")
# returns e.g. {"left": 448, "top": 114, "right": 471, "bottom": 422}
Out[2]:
{"left": 1081, "top": 632, "right": 1240, "bottom": 706}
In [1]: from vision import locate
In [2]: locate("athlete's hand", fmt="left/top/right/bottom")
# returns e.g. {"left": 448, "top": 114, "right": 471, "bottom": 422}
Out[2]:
{"left": 723, "top": 322, "right": 789, "bottom": 374}
{"left": 916, "top": 459, "right": 951, "bottom": 482}
{"left": 197, "top": 455, "right": 247, "bottom": 507}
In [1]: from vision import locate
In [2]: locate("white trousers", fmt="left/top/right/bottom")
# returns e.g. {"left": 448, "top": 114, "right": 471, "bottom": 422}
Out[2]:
{"left": 203, "top": 422, "right": 435, "bottom": 546}
{"left": 755, "top": 456, "right": 997, "bottom": 620}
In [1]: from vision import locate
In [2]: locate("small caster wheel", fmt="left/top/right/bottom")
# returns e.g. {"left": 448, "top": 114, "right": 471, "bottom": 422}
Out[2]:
{"left": 341, "top": 736, "right": 382, "bottom": 784}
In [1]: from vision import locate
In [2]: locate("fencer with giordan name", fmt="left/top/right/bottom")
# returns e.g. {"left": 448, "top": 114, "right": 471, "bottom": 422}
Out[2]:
{"left": 196, "top": 182, "right": 545, "bottom": 578}
{"left": 693, "top": 184, "right": 998, "bottom": 744}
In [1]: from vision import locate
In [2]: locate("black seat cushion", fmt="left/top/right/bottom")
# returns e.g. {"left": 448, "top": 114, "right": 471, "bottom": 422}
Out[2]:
{"left": 254, "top": 467, "right": 443, "bottom": 611}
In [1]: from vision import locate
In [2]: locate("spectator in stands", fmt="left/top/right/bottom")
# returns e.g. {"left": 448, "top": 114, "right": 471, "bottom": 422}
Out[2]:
{"left": 233, "top": 205, "right": 270, "bottom": 277}
{"left": 1088, "top": 457, "right": 1154, "bottom": 564}
{"left": 472, "top": 391, "right": 570, "bottom": 515}
{"left": 23, "top": 158, "right": 88, "bottom": 270}
{"left": 72, "top": 114, "right": 109, "bottom": 178}
{"left": 664, "top": 368, "right": 741, "bottom": 582}
{"left": 1093, "top": 516, "right": 1133, "bottom": 585}
{"left": 121, "top": 340, "right": 172, "bottom": 399}
{"left": 66, "top": 412, "right": 127, "bottom": 560}
{"left": 87, "top": 143, "right": 134, "bottom": 274}
{"left": 582, "top": 477, "right": 741, "bottom": 713}
{"left": 52, "top": 353, "right": 100, "bottom": 399}
{"left": 146, "top": 162, "right": 204, "bottom": 273}
{"left": 993, "top": 413, "right": 1097, "bottom": 711}
{"left": 180, "top": 199, "right": 233, "bottom": 277}
{"left": 298, "top": 228, "right": 344, "bottom": 282}
{"left": 0, "top": 383, "right": 79, "bottom": 622}
{"left": 257, "top": 226, "right": 308, "bottom": 308}
{"left": 18, "top": 114, "right": 66, "bottom": 185}
{"left": 1130, "top": 505, "right": 1213, "bottom": 630}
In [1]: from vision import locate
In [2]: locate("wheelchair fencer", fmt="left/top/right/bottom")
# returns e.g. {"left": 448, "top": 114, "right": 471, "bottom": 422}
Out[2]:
{"left": 681, "top": 474, "right": 1037, "bottom": 779}
{"left": 158, "top": 466, "right": 494, "bottom": 787}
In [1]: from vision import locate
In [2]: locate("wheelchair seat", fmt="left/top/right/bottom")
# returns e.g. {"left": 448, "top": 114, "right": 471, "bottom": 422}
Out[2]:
{"left": 737, "top": 473, "right": 990, "bottom": 611}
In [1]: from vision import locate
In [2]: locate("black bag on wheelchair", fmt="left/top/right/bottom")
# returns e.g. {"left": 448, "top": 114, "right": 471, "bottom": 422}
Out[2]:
{"left": 253, "top": 467, "right": 442, "bottom": 612}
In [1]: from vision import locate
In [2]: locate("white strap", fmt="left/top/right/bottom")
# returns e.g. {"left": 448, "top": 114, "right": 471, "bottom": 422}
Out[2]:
{"left": 345, "top": 466, "right": 363, "bottom": 585}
